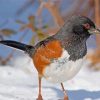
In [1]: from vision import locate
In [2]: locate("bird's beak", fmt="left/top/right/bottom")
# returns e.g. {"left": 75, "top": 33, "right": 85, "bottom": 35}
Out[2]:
{"left": 88, "top": 27, "right": 100, "bottom": 34}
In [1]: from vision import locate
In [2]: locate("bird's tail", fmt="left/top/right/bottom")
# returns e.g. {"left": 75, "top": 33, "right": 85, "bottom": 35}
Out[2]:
{"left": 0, "top": 40, "right": 34, "bottom": 56}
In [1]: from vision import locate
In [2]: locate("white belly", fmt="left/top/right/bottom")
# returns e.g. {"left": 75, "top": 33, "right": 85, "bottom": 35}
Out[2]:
{"left": 43, "top": 50, "right": 85, "bottom": 83}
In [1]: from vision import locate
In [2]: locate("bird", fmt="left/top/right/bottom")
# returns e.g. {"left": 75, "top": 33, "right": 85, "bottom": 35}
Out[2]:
{"left": 0, "top": 15, "right": 100, "bottom": 100}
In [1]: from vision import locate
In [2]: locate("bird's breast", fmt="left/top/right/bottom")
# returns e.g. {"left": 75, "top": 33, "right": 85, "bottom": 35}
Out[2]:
{"left": 43, "top": 50, "right": 85, "bottom": 83}
{"left": 33, "top": 40, "right": 85, "bottom": 83}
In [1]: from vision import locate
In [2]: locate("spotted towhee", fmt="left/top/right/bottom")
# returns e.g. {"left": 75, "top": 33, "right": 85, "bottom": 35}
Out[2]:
{"left": 0, "top": 15, "right": 100, "bottom": 100}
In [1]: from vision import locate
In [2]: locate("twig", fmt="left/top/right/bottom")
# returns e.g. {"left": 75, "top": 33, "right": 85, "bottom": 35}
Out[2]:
{"left": 37, "top": 1, "right": 64, "bottom": 27}
{"left": 94, "top": 0, "right": 100, "bottom": 49}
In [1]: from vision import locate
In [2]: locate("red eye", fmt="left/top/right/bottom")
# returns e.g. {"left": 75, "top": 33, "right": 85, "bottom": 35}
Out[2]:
{"left": 83, "top": 23, "right": 90, "bottom": 29}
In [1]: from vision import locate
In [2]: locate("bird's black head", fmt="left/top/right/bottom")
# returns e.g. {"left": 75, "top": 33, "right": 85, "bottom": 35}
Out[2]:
{"left": 70, "top": 15, "right": 100, "bottom": 36}
{"left": 54, "top": 15, "right": 100, "bottom": 61}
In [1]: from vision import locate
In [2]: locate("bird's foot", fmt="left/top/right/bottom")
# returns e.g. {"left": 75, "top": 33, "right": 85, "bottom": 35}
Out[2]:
{"left": 64, "top": 95, "right": 69, "bottom": 100}
{"left": 37, "top": 94, "right": 43, "bottom": 100}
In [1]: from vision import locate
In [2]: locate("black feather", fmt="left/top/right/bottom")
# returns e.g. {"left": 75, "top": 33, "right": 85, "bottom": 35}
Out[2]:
{"left": 0, "top": 40, "right": 34, "bottom": 56}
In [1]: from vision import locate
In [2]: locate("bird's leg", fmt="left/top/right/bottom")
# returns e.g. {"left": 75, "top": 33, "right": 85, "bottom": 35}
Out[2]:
{"left": 37, "top": 76, "right": 43, "bottom": 100}
{"left": 61, "top": 83, "right": 69, "bottom": 100}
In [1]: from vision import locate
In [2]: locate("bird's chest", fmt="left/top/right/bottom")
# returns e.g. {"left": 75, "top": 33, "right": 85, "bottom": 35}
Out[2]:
{"left": 43, "top": 50, "right": 85, "bottom": 83}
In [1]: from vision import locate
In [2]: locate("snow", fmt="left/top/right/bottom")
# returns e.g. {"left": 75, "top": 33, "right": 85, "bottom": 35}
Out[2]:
{"left": 0, "top": 55, "right": 100, "bottom": 100}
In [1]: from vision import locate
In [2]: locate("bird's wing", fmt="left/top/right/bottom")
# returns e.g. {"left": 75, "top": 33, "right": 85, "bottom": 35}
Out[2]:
{"left": 33, "top": 40, "right": 63, "bottom": 75}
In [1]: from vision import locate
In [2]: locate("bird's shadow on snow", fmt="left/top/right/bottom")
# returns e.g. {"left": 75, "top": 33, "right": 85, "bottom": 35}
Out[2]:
{"left": 20, "top": 85, "right": 100, "bottom": 100}
{"left": 0, "top": 84, "right": 100, "bottom": 100}
{"left": 51, "top": 87, "right": 100, "bottom": 100}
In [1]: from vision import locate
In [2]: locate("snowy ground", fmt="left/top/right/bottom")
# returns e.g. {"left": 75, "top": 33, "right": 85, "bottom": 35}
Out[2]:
{"left": 0, "top": 55, "right": 100, "bottom": 100}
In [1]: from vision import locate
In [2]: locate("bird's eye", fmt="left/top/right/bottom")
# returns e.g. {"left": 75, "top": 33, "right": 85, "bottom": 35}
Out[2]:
{"left": 83, "top": 23, "right": 91, "bottom": 29}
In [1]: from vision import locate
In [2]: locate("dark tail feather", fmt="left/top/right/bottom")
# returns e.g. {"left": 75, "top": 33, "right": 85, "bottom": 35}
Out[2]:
{"left": 0, "top": 40, "right": 34, "bottom": 54}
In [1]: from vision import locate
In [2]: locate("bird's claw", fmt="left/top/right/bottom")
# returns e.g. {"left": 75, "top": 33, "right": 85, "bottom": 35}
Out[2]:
{"left": 64, "top": 96, "right": 69, "bottom": 100}
{"left": 37, "top": 94, "right": 43, "bottom": 100}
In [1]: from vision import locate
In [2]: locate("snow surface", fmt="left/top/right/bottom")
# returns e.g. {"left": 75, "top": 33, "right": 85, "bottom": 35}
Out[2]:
{"left": 0, "top": 55, "right": 100, "bottom": 100}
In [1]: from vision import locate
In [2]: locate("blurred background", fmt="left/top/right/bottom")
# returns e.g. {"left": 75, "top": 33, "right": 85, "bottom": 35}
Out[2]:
{"left": 0, "top": 0, "right": 100, "bottom": 70}
{"left": 0, "top": 0, "right": 100, "bottom": 100}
